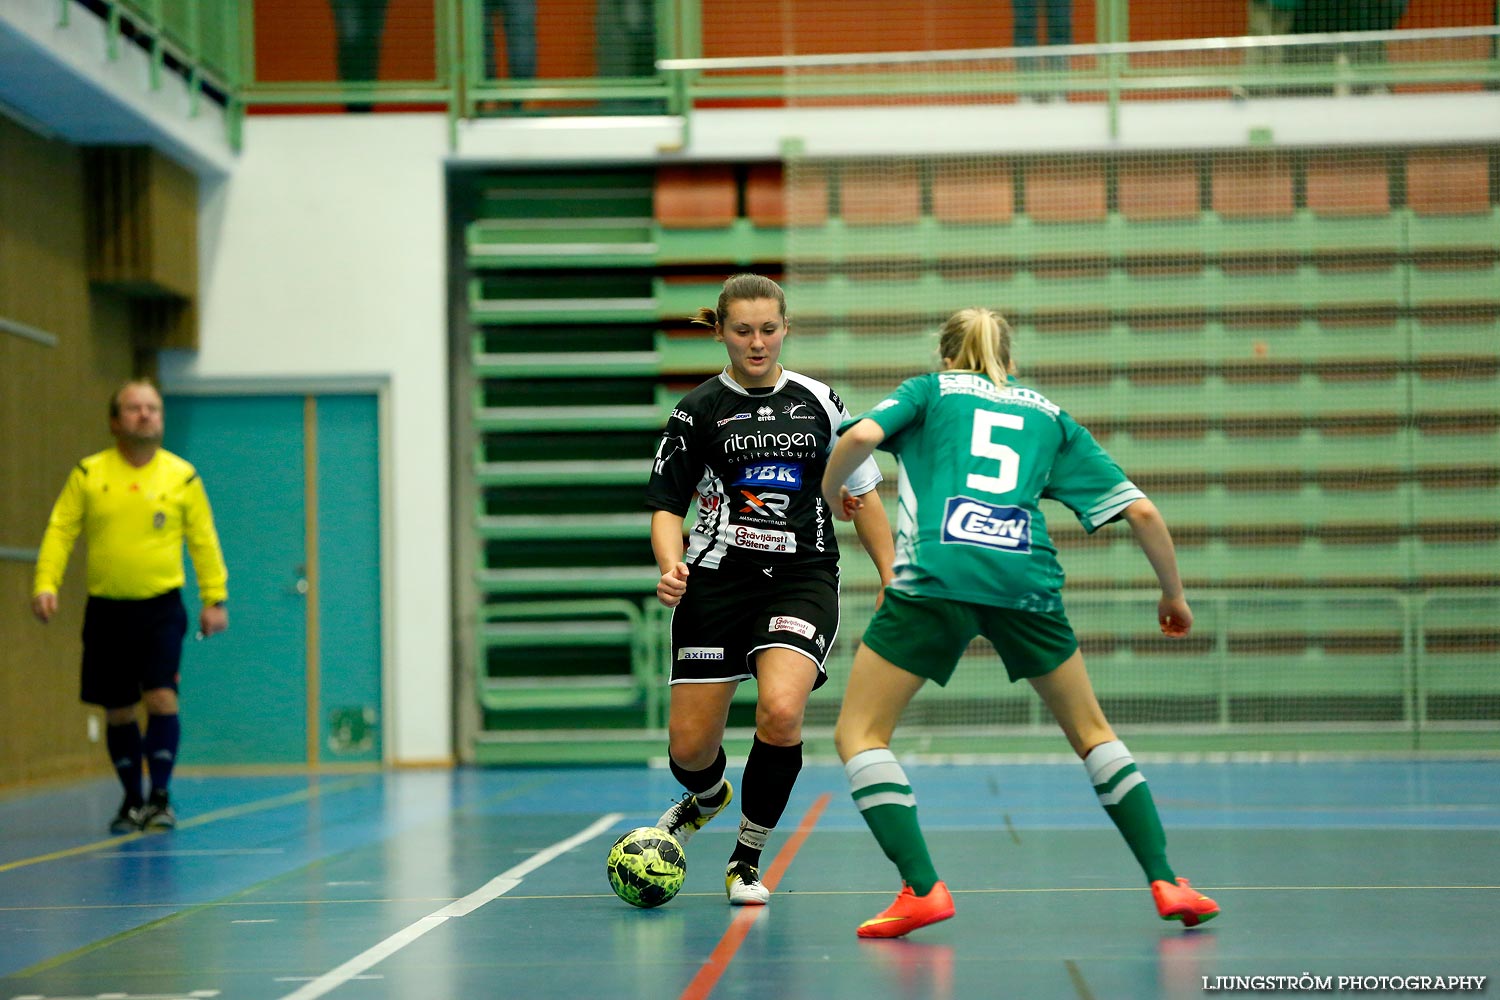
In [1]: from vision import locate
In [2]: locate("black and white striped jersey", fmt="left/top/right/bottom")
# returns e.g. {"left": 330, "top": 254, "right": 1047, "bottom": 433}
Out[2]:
{"left": 646, "top": 368, "right": 883, "bottom": 571}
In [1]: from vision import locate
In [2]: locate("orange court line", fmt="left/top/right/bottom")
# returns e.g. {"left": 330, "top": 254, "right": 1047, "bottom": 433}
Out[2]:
{"left": 678, "top": 792, "right": 832, "bottom": 1000}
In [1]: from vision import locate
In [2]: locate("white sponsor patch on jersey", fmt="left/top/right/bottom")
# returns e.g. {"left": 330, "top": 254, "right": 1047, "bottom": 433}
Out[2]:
{"left": 678, "top": 647, "right": 725, "bottom": 660}
{"left": 941, "top": 496, "right": 1033, "bottom": 552}
{"left": 768, "top": 616, "right": 816, "bottom": 639}
{"left": 732, "top": 525, "right": 796, "bottom": 553}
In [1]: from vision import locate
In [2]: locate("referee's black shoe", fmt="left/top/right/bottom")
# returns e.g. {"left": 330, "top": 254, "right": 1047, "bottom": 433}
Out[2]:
{"left": 140, "top": 790, "right": 177, "bottom": 832}
{"left": 109, "top": 799, "right": 144, "bottom": 835}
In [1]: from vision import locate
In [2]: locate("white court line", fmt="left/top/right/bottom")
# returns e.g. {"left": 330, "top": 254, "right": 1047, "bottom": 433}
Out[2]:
{"left": 277, "top": 812, "right": 623, "bottom": 1000}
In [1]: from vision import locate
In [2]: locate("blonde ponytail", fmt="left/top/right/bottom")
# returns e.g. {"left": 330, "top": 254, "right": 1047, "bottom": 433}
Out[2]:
{"left": 938, "top": 308, "right": 1013, "bottom": 384}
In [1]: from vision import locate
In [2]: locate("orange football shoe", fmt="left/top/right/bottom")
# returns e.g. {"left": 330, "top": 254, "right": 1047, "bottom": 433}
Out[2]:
{"left": 1152, "top": 877, "right": 1220, "bottom": 928}
{"left": 857, "top": 882, "right": 956, "bottom": 939}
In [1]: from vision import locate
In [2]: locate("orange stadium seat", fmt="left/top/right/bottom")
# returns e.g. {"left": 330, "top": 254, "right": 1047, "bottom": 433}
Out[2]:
{"left": 745, "top": 163, "right": 784, "bottom": 228}
{"left": 1119, "top": 156, "right": 1200, "bottom": 221}
{"left": 838, "top": 161, "right": 921, "bottom": 225}
{"left": 1306, "top": 153, "right": 1391, "bottom": 217}
{"left": 931, "top": 161, "right": 1015, "bottom": 224}
{"left": 1407, "top": 149, "right": 1490, "bottom": 216}
{"left": 1025, "top": 160, "right": 1107, "bottom": 223}
{"left": 1210, "top": 153, "right": 1294, "bottom": 219}
{"left": 654, "top": 165, "right": 736, "bottom": 229}
{"left": 746, "top": 162, "right": 832, "bottom": 228}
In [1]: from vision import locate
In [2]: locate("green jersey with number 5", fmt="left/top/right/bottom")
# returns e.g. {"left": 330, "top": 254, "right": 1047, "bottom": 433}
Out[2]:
{"left": 843, "top": 371, "right": 1144, "bottom": 612}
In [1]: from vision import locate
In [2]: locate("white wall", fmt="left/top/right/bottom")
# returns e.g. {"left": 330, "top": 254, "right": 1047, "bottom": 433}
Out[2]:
{"left": 162, "top": 114, "right": 451, "bottom": 765}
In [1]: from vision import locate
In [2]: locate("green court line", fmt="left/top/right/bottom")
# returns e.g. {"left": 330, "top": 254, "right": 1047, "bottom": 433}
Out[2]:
{"left": 1065, "top": 959, "right": 1098, "bottom": 1000}
{"left": 0, "top": 776, "right": 375, "bottom": 875}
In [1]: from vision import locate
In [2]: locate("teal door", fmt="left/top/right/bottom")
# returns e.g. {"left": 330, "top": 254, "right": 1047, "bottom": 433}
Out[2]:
{"left": 165, "top": 392, "right": 382, "bottom": 766}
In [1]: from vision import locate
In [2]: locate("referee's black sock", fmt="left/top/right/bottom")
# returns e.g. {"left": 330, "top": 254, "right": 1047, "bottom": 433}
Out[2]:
{"left": 106, "top": 723, "right": 144, "bottom": 807}
{"left": 143, "top": 713, "right": 180, "bottom": 799}
{"left": 730, "top": 737, "right": 803, "bottom": 868}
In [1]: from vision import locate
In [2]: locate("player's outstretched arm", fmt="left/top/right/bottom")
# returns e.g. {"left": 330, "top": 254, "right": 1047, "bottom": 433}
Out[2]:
{"left": 1122, "top": 498, "right": 1192, "bottom": 637}
{"left": 822, "top": 419, "right": 886, "bottom": 520}
{"left": 650, "top": 510, "right": 690, "bottom": 608}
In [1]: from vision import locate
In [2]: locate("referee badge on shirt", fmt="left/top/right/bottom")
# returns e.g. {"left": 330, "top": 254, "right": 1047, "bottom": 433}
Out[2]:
{"left": 153, "top": 511, "right": 166, "bottom": 529}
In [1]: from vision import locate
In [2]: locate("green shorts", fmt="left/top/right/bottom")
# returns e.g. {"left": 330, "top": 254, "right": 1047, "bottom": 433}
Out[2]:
{"left": 861, "top": 588, "right": 1079, "bottom": 686}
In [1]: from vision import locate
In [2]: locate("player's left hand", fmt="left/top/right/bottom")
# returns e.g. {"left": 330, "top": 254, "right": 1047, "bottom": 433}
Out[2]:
{"left": 829, "top": 485, "right": 860, "bottom": 522}
{"left": 200, "top": 604, "right": 229, "bottom": 638}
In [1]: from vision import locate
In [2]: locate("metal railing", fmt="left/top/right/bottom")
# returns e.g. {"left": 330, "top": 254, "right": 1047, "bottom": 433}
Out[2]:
{"left": 43, "top": 2, "right": 1500, "bottom": 152}
{"left": 59, "top": 0, "right": 245, "bottom": 142}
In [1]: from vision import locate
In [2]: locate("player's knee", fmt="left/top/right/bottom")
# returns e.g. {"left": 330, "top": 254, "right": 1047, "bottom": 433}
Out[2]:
{"left": 666, "top": 727, "right": 719, "bottom": 771}
{"left": 754, "top": 700, "right": 804, "bottom": 746}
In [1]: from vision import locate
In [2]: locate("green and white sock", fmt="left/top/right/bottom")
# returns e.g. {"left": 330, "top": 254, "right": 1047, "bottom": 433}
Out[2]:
{"left": 845, "top": 747, "right": 940, "bottom": 896}
{"left": 1084, "top": 739, "right": 1175, "bottom": 885}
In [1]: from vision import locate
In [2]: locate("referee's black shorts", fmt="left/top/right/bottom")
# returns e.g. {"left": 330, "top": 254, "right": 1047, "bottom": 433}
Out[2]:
{"left": 670, "top": 562, "right": 839, "bottom": 689}
{"left": 80, "top": 589, "right": 188, "bottom": 709}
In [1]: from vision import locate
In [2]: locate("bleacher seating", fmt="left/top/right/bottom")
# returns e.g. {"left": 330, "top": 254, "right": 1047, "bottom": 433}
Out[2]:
{"left": 1118, "top": 156, "right": 1200, "bottom": 222}
{"left": 654, "top": 164, "right": 736, "bottom": 229}
{"left": 931, "top": 161, "right": 1015, "bottom": 224}
{"left": 1211, "top": 152, "right": 1294, "bottom": 219}
{"left": 839, "top": 161, "right": 922, "bottom": 225}
{"left": 463, "top": 146, "right": 1500, "bottom": 750}
{"left": 1406, "top": 149, "right": 1489, "bottom": 216}
{"left": 1025, "top": 159, "right": 1108, "bottom": 223}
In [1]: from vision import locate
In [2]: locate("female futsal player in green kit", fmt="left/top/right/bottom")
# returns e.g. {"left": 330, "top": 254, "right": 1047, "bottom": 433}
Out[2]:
{"left": 821, "top": 307, "right": 1219, "bottom": 938}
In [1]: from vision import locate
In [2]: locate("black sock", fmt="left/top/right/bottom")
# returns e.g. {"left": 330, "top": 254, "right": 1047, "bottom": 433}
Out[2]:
{"left": 670, "top": 745, "right": 729, "bottom": 806}
{"left": 106, "top": 723, "right": 143, "bottom": 807}
{"left": 730, "top": 737, "right": 803, "bottom": 867}
{"left": 143, "top": 713, "right": 180, "bottom": 800}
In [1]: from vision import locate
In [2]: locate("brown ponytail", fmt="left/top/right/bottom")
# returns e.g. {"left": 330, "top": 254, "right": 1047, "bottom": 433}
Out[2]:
{"left": 689, "top": 273, "right": 788, "bottom": 329}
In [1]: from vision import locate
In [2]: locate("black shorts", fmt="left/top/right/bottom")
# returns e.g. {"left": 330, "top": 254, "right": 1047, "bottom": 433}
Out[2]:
{"left": 81, "top": 590, "right": 188, "bottom": 709}
{"left": 670, "top": 563, "right": 840, "bottom": 689}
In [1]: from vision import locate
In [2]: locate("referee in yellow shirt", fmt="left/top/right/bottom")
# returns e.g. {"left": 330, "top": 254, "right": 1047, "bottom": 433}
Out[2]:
{"left": 32, "top": 379, "right": 229, "bottom": 834}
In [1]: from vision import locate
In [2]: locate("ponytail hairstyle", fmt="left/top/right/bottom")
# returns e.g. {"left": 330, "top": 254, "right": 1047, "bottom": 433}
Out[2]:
{"left": 938, "top": 307, "right": 1013, "bottom": 385}
{"left": 690, "top": 273, "right": 788, "bottom": 330}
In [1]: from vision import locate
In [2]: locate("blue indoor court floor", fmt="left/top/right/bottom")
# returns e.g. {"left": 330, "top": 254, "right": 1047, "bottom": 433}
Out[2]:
{"left": 2, "top": 759, "right": 1498, "bottom": 1000}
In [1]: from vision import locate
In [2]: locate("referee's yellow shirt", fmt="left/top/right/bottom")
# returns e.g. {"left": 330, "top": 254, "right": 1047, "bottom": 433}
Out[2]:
{"left": 33, "top": 448, "right": 229, "bottom": 605}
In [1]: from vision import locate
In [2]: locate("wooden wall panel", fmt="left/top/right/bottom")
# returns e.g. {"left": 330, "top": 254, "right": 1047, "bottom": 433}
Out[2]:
{"left": 85, "top": 147, "right": 199, "bottom": 300}
{"left": 0, "top": 116, "right": 138, "bottom": 789}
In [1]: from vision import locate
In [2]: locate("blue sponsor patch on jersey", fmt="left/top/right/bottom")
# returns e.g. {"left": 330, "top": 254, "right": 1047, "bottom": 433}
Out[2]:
{"left": 940, "top": 496, "right": 1032, "bottom": 553}
{"left": 735, "top": 462, "right": 803, "bottom": 490}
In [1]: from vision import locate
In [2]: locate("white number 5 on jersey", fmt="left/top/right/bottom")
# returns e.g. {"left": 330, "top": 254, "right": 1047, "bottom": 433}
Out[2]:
{"left": 967, "top": 411, "right": 1023, "bottom": 495}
